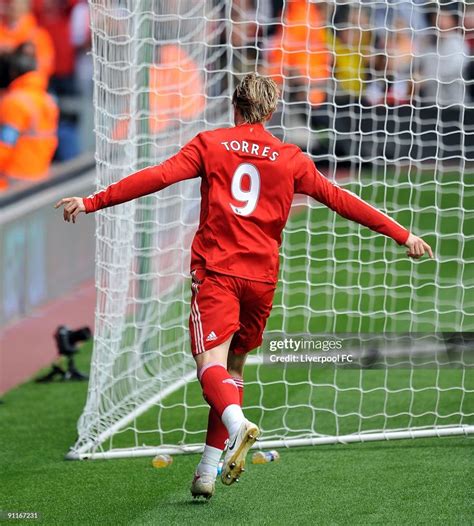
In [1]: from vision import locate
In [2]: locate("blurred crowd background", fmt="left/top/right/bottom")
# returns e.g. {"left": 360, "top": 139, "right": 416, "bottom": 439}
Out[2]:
{"left": 233, "top": 0, "right": 473, "bottom": 162}
{"left": 0, "top": 0, "right": 472, "bottom": 194}
{"left": 233, "top": 0, "right": 473, "bottom": 106}
{"left": 0, "top": 0, "right": 92, "bottom": 193}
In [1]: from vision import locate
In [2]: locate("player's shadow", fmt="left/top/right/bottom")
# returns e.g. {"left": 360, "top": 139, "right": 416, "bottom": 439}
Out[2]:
{"left": 188, "top": 499, "right": 209, "bottom": 506}
{"left": 159, "top": 498, "right": 211, "bottom": 508}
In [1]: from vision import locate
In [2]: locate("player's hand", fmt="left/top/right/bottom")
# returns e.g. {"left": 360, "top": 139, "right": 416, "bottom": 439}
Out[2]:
{"left": 54, "top": 197, "right": 86, "bottom": 224}
{"left": 404, "top": 233, "right": 433, "bottom": 259}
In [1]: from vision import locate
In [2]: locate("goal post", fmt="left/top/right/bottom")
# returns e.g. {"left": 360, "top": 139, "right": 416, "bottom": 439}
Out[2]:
{"left": 67, "top": 1, "right": 474, "bottom": 460}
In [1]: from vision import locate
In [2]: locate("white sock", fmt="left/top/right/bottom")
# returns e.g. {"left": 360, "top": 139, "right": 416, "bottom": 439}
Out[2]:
{"left": 197, "top": 445, "right": 223, "bottom": 477}
{"left": 221, "top": 404, "right": 245, "bottom": 438}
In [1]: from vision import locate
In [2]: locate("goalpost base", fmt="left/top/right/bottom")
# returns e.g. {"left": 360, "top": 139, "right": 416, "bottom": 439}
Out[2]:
{"left": 65, "top": 424, "right": 474, "bottom": 460}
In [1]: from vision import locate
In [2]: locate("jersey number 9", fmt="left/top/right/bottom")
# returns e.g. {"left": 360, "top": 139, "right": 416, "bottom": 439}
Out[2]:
{"left": 230, "top": 163, "right": 261, "bottom": 217}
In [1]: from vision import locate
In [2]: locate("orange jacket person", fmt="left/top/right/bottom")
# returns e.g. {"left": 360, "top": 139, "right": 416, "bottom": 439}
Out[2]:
{"left": 266, "top": 0, "right": 331, "bottom": 106}
{"left": 0, "top": 0, "right": 55, "bottom": 78}
{"left": 148, "top": 44, "right": 205, "bottom": 134}
{"left": 0, "top": 47, "right": 58, "bottom": 190}
{"left": 112, "top": 43, "right": 205, "bottom": 140}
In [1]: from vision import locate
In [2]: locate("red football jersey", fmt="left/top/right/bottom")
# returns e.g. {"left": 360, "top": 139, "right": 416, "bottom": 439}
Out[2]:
{"left": 83, "top": 122, "right": 410, "bottom": 283}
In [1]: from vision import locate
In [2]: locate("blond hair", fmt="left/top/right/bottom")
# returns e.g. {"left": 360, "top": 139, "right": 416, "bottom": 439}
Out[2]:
{"left": 232, "top": 73, "right": 279, "bottom": 124}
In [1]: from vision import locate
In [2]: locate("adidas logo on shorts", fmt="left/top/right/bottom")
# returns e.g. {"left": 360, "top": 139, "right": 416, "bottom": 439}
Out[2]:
{"left": 206, "top": 331, "right": 217, "bottom": 342}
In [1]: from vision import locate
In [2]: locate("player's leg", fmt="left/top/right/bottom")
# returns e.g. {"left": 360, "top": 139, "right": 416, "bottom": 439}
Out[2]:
{"left": 218, "top": 346, "right": 259, "bottom": 485}
{"left": 189, "top": 270, "right": 245, "bottom": 497}
{"left": 191, "top": 339, "right": 234, "bottom": 499}
{"left": 193, "top": 344, "right": 256, "bottom": 494}
{"left": 190, "top": 270, "right": 251, "bottom": 440}
{"left": 195, "top": 340, "right": 232, "bottom": 462}
{"left": 198, "top": 349, "right": 247, "bottom": 477}
{"left": 195, "top": 341, "right": 249, "bottom": 461}
{"left": 219, "top": 279, "right": 276, "bottom": 485}
{"left": 194, "top": 348, "right": 248, "bottom": 493}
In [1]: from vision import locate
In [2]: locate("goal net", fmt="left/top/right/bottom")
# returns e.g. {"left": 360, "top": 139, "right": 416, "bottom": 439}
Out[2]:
{"left": 68, "top": 0, "right": 474, "bottom": 460}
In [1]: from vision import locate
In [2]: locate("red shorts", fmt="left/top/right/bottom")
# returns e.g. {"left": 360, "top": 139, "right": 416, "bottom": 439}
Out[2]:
{"left": 189, "top": 268, "right": 276, "bottom": 356}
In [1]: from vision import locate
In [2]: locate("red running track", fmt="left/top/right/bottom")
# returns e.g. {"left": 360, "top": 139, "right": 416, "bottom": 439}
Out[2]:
{"left": 0, "top": 280, "right": 96, "bottom": 394}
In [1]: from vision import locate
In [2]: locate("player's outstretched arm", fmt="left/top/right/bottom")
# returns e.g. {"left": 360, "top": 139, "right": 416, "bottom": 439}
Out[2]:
{"left": 54, "top": 136, "right": 203, "bottom": 223}
{"left": 294, "top": 152, "right": 434, "bottom": 259}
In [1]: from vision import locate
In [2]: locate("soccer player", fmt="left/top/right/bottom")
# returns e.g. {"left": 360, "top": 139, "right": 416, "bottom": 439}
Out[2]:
{"left": 55, "top": 73, "right": 433, "bottom": 499}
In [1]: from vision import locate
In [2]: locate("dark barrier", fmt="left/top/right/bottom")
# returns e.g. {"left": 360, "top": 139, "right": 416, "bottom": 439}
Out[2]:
{"left": 311, "top": 102, "right": 474, "bottom": 163}
{"left": 360, "top": 104, "right": 474, "bottom": 162}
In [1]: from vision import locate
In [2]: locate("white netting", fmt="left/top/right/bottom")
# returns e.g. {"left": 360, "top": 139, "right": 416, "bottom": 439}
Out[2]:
{"left": 69, "top": 1, "right": 474, "bottom": 459}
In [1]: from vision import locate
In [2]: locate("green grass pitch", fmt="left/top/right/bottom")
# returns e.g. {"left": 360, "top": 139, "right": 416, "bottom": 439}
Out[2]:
{"left": 1, "top": 345, "right": 472, "bottom": 525}
{"left": 1, "top": 167, "right": 473, "bottom": 524}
